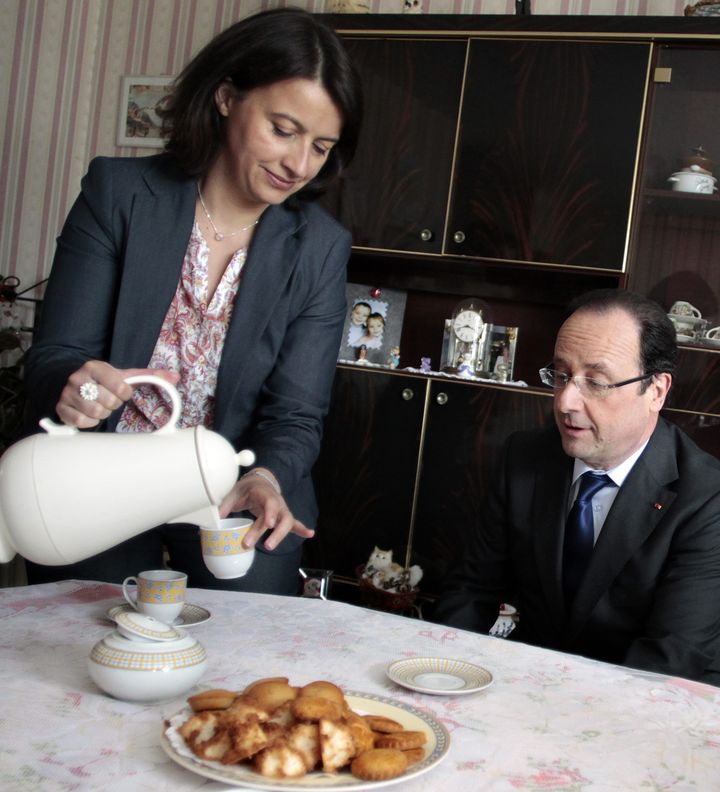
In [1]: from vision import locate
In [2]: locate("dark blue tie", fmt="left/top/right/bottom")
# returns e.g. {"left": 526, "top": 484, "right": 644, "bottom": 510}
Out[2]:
{"left": 563, "top": 472, "right": 615, "bottom": 603}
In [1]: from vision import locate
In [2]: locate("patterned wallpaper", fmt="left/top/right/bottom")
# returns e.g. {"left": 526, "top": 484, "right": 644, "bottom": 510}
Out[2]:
{"left": 0, "top": 0, "right": 687, "bottom": 332}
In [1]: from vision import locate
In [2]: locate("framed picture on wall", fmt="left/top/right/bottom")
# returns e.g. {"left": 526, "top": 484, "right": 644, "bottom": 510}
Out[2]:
{"left": 117, "top": 76, "right": 173, "bottom": 147}
{"left": 338, "top": 284, "right": 407, "bottom": 366}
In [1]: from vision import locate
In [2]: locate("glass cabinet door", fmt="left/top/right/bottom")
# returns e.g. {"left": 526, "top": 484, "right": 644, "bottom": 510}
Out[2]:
{"left": 627, "top": 45, "right": 720, "bottom": 346}
{"left": 446, "top": 39, "right": 651, "bottom": 271}
{"left": 320, "top": 38, "right": 466, "bottom": 255}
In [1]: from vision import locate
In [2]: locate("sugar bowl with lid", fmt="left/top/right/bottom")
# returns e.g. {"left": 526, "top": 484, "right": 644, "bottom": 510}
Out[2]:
{"left": 88, "top": 610, "right": 207, "bottom": 702}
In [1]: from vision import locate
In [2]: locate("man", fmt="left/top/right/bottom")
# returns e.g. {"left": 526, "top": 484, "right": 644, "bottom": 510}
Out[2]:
{"left": 432, "top": 289, "right": 720, "bottom": 685}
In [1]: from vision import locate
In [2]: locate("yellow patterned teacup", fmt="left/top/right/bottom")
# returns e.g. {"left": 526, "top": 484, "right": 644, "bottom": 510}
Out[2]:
{"left": 199, "top": 518, "right": 255, "bottom": 579}
{"left": 122, "top": 569, "right": 187, "bottom": 623}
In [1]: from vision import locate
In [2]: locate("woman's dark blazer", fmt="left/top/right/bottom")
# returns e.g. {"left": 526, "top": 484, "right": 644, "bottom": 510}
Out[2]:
{"left": 24, "top": 154, "right": 350, "bottom": 536}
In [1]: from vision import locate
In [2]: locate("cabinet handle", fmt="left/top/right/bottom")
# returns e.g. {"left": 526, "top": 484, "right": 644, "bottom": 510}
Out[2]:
{"left": 435, "top": 392, "right": 448, "bottom": 405}
{"left": 419, "top": 228, "right": 434, "bottom": 242}
{"left": 401, "top": 388, "right": 414, "bottom": 401}
{"left": 453, "top": 230, "right": 466, "bottom": 244}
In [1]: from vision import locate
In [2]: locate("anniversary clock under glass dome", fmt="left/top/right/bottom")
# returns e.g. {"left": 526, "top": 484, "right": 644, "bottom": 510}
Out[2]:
{"left": 442, "top": 298, "right": 491, "bottom": 377}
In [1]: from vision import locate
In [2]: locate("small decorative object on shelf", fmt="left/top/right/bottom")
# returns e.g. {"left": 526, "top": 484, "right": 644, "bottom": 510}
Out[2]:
{"left": 456, "top": 353, "right": 475, "bottom": 378}
{"left": 440, "top": 297, "right": 490, "bottom": 377}
{"left": 338, "top": 283, "right": 406, "bottom": 366}
{"left": 356, "top": 546, "right": 423, "bottom": 613}
{"left": 420, "top": 357, "right": 431, "bottom": 372}
{"left": 702, "top": 325, "right": 720, "bottom": 347}
{"left": 489, "top": 325, "right": 519, "bottom": 382}
{"left": 677, "top": 145, "right": 715, "bottom": 175}
{"left": 325, "top": 0, "right": 370, "bottom": 12}
{"left": 685, "top": 1, "right": 720, "bottom": 15}
{"left": 299, "top": 568, "right": 333, "bottom": 600}
{"left": 388, "top": 346, "right": 400, "bottom": 368}
{"left": 667, "top": 300, "right": 708, "bottom": 343}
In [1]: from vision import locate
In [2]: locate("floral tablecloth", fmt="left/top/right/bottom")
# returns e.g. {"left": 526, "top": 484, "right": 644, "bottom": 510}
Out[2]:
{"left": 1, "top": 581, "right": 718, "bottom": 791}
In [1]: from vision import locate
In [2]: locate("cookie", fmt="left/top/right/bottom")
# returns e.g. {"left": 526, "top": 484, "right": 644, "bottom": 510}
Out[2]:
{"left": 245, "top": 678, "right": 298, "bottom": 712}
{"left": 374, "top": 730, "right": 427, "bottom": 750}
{"left": 350, "top": 748, "right": 409, "bottom": 781}
{"left": 187, "top": 688, "right": 237, "bottom": 712}
{"left": 298, "top": 680, "right": 346, "bottom": 707}
{"left": 402, "top": 747, "right": 426, "bottom": 766}
{"left": 362, "top": 715, "right": 405, "bottom": 733}
{"left": 291, "top": 696, "right": 343, "bottom": 722}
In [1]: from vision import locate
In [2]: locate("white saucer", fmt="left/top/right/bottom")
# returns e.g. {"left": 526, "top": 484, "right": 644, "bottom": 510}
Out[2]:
{"left": 105, "top": 602, "right": 211, "bottom": 627}
{"left": 387, "top": 657, "right": 493, "bottom": 696}
{"left": 676, "top": 334, "right": 694, "bottom": 343}
{"left": 700, "top": 337, "right": 720, "bottom": 348}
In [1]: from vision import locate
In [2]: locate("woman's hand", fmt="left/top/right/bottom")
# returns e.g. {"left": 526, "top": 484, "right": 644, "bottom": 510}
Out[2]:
{"left": 219, "top": 469, "right": 315, "bottom": 551}
{"left": 56, "top": 361, "right": 180, "bottom": 428}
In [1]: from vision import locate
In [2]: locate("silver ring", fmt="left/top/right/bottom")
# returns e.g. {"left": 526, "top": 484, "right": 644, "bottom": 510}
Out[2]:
{"left": 79, "top": 382, "right": 99, "bottom": 401}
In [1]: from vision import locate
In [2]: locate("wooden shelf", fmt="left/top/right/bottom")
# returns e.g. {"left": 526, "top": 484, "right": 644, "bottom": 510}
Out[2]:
{"left": 641, "top": 188, "right": 720, "bottom": 219}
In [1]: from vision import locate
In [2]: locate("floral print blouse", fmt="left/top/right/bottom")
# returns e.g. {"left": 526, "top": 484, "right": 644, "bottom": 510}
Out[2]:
{"left": 116, "top": 222, "right": 246, "bottom": 433}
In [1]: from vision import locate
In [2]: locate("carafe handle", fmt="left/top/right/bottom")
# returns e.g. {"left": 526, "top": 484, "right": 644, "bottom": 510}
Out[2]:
{"left": 39, "top": 374, "right": 182, "bottom": 436}
{"left": 123, "top": 374, "right": 181, "bottom": 435}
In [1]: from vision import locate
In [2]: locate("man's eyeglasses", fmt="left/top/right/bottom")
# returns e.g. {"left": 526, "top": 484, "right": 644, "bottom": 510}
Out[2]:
{"left": 538, "top": 366, "right": 656, "bottom": 399}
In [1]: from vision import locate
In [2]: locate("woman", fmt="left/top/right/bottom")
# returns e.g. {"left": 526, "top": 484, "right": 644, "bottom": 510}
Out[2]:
{"left": 23, "top": 9, "right": 363, "bottom": 594}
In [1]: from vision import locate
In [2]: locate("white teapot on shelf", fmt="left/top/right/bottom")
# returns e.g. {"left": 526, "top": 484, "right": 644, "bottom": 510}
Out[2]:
{"left": 0, "top": 375, "right": 255, "bottom": 566}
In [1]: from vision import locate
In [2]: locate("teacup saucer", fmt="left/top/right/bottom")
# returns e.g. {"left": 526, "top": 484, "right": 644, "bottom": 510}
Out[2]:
{"left": 700, "top": 337, "right": 720, "bottom": 348}
{"left": 105, "top": 602, "right": 211, "bottom": 627}
{"left": 386, "top": 657, "right": 493, "bottom": 696}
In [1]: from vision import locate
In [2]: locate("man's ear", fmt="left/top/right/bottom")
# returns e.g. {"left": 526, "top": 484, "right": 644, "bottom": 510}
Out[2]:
{"left": 650, "top": 372, "right": 672, "bottom": 413}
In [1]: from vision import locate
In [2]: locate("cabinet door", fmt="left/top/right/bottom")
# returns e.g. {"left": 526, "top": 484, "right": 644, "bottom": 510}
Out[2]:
{"left": 320, "top": 38, "right": 466, "bottom": 254}
{"left": 411, "top": 381, "right": 552, "bottom": 596}
{"left": 306, "top": 367, "right": 427, "bottom": 579}
{"left": 627, "top": 45, "right": 720, "bottom": 341}
{"left": 446, "top": 39, "right": 650, "bottom": 270}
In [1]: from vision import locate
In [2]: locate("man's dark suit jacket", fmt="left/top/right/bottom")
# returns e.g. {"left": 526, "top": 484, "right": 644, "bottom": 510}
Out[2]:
{"left": 432, "top": 418, "right": 720, "bottom": 685}
{"left": 24, "top": 154, "right": 351, "bottom": 538}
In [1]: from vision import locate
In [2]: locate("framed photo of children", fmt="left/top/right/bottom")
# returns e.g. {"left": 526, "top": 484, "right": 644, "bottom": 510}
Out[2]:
{"left": 338, "top": 284, "right": 407, "bottom": 366}
{"left": 117, "top": 76, "right": 173, "bottom": 147}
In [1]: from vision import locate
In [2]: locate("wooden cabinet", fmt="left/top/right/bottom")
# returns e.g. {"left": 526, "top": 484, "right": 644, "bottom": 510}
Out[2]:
{"left": 323, "top": 35, "right": 650, "bottom": 271}
{"left": 306, "top": 17, "right": 720, "bottom": 606}
{"left": 303, "top": 365, "right": 553, "bottom": 599}
{"left": 628, "top": 44, "right": 720, "bottom": 356}
{"left": 305, "top": 366, "right": 426, "bottom": 582}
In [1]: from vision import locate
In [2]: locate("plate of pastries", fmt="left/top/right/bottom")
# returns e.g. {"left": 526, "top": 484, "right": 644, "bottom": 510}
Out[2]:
{"left": 162, "top": 675, "right": 450, "bottom": 789}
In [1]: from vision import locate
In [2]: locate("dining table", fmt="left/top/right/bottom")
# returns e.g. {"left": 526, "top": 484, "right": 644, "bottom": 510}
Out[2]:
{"left": 1, "top": 579, "right": 719, "bottom": 791}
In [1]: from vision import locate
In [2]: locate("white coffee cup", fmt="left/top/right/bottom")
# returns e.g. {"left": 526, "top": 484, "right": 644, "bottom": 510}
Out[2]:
{"left": 122, "top": 569, "right": 187, "bottom": 623}
{"left": 199, "top": 517, "right": 255, "bottom": 579}
{"left": 669, "top": 300, "right": 702, "bottom": 318}
{"left": 706, "top": 325, "right": 720, "bottom": 339}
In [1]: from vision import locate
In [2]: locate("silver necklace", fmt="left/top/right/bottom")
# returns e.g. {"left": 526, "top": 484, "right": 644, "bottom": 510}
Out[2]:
{"left": 197, "top": 183, "right": 259, "bottom": 242}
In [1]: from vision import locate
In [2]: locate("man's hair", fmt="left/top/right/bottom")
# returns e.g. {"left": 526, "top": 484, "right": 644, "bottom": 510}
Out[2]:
{"left": 567, "top": 289, "right": 677, "bottom": 381}
{"left": 160, "top": 8, "right": 363, "bottom": 203}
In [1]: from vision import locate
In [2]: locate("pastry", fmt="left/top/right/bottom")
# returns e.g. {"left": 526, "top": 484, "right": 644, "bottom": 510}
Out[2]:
{"left": 187, "top": 688, "right": 237, "bottom": 712}
{"left": 362, "top": 714, "right": 405, "bottom": 733}
{"left": 350, "top": 748, "right": 409, "bottom": 780}
{"left": 374, "top": 730, "right": 427, "bottom": 750}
